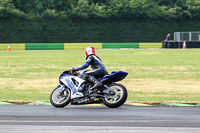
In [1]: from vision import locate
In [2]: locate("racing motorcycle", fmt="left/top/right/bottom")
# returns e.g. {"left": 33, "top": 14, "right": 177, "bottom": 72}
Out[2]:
{"left": 50, "top": 69, "right": 128, "bottom": 108}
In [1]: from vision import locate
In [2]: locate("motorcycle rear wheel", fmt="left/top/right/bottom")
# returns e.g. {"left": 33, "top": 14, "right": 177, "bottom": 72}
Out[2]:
{"left": 50, "top": 85, "right": 71, "bottom": 108}
{"left": 102, "top": 83, "right": 128, "bottom": 108}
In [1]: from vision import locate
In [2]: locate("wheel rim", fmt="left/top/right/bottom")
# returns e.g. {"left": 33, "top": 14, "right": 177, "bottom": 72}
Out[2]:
{"left": 52, "top": 87, "right": 70, "bottom": 105}
{"left": 104, "top": 85, "right": 123, "bottom": 104}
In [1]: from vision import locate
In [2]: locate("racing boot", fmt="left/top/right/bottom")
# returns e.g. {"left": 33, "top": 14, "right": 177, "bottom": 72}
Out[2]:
{"left": 89, "top": 76, "right": 102, "bottom": 91}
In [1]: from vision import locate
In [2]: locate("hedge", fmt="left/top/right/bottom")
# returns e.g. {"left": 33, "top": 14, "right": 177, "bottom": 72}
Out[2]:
{"left": 1, "top": 9, "right": 200, "bottom": 43}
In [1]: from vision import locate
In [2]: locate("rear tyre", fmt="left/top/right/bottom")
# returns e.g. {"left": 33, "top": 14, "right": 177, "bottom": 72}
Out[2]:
{"left": 50, "top": 85, "right": 71, "bottom": 108}
{"left": 102, "top": 83, "right": 128, "bottom": 108}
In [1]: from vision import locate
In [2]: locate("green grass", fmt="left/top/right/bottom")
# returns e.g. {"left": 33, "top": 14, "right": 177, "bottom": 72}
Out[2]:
{"left": 0, "top": 49, "right": 200, "bottom": 103}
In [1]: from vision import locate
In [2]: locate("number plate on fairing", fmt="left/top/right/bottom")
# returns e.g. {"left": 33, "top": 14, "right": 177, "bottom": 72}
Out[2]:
{"left": 71, "top": 96, "right": 101, "bottom": 105}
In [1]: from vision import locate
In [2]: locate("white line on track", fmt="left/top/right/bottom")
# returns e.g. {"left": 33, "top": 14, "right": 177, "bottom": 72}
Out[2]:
{"left": 1, "top": 126, "right": 200, "bottom": 133}
{"left": 0, "top": 120, "right": 176, "bottom": 123}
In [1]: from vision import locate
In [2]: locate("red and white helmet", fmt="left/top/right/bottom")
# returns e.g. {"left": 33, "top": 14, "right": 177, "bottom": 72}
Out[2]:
{"left": 85, "top": 46, "right": 96, "bottom": 59}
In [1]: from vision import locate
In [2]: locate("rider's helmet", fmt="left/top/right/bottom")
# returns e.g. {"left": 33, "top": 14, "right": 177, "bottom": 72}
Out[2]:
{"left": 85, "top": 46, "right": 96, "bottom": 59}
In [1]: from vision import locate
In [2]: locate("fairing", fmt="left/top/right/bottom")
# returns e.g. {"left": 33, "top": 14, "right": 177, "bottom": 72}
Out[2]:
{"left": 59, "top": 70, "right": 128, "bottom": 89}
{"left": 99, "top": 71, "right": 128, "bottom": 83}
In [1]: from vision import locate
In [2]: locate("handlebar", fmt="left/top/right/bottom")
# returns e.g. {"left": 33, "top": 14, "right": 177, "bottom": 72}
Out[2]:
{"left": 69, "top": 68, "right": 78, "bottom": 76}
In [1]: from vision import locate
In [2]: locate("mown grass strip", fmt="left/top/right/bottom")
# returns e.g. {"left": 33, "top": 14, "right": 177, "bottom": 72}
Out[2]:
{"left": 0, "top": 101, "right": 13, "bottom": 105}
{"left": 26, "top": 102, "right": 51, "bottom": 106}
{"left": 157, "top": 103, "right": 196, "bottom": 107}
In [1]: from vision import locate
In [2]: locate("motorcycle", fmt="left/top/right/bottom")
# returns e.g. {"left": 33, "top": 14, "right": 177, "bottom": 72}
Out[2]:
{"left": 50, "top": 69, "right": 128, "bottom": 108}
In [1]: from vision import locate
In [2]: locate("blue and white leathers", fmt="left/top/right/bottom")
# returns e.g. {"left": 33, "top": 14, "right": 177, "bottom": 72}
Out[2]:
{"left": 76, "top": 55, "right": 108, "bottom": 79}
{"left": 76, "top": 55, "right": 107, "bottom": 71}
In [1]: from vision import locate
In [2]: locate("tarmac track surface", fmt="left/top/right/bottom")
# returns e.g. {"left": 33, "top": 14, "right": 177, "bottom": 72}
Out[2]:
{"left": 0, "top": 105, "right": 200, "bottom": 133}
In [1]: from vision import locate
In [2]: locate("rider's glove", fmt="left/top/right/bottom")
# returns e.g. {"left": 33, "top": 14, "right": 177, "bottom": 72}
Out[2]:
{"left": 71, "top": 67, "right": 75, "bottom": 72}
{"left": 75, "top": 67, "right": 79, "bottom": 71}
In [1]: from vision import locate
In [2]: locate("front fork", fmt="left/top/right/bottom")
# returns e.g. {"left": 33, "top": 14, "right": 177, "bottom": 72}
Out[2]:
{"left": 58, "top": 85, "right": 67, "bottom": 96}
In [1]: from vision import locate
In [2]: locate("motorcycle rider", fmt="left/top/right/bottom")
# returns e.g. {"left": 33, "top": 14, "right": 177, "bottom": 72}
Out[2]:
{"left": 74, "top": 46, "right": 108, "bottom": 92}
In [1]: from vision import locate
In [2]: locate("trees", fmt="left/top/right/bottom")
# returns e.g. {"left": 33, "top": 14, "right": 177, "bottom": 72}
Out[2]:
{"left": 1, "top": 0, "right": 200, "bottom": 19}
{"left": 0, "top": 0, "right": 15, "bottom": 9}
{"left": 186, "top": 0, "right": 200, "bottom": 18}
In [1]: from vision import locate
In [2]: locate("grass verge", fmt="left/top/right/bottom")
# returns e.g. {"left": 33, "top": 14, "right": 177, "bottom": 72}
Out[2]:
{"left": 0, "top": 49, "right": 200, "bottom": 103}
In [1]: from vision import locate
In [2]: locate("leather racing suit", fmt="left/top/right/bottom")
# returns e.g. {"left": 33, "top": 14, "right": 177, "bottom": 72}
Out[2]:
{"left": 76, "top": 54, "right": 108, "bottom": 79}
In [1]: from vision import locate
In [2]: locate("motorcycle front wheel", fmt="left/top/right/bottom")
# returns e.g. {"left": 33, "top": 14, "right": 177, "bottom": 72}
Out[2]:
{"left": 102, "top": 83, "right": 128, "bottom": 108}
{"left": 50, "top": 85, "right": 71, "bottom": 108}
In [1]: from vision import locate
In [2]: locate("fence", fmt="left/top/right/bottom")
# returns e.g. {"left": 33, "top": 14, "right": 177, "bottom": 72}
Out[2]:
{"left": 162, "top": 41, "right": 200, "bottom": 48}
{"left": 174, "top": 32, "right": 200, "bottom": 42}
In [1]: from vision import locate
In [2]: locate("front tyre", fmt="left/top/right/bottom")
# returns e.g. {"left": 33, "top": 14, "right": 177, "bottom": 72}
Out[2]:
{"left": 103, "top": 83, "right": 128, "bottom": 108}
{"left": 50, "top": 85, "right": 71, "bottom": 108}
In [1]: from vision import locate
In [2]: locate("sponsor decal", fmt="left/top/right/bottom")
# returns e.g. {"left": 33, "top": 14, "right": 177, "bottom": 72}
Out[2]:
{"left": 65, "top": 78, "right": 77, "bottom": 94}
